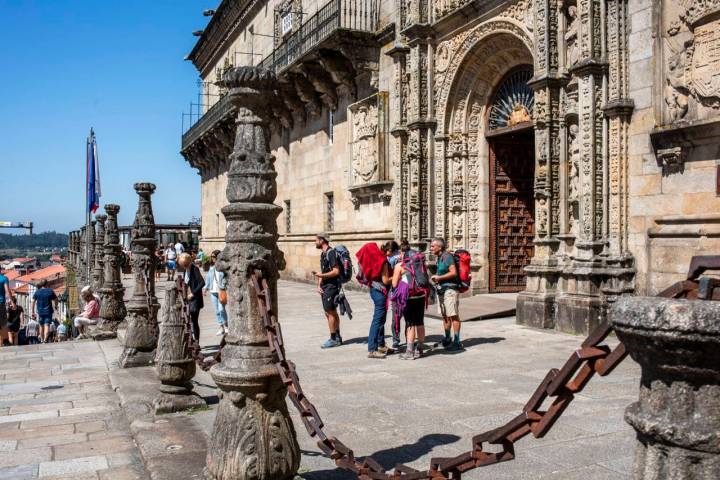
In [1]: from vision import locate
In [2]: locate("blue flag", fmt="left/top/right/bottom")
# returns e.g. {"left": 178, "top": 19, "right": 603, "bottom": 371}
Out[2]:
{"left": 86, "top": 129, "right": 101, "bottom": 214}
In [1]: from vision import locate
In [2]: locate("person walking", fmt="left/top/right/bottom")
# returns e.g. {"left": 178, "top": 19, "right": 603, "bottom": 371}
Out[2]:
{"left": 164, "top": 243, "right": 177, "bottom": 281}
{"left": 313, "top": 234, "right": 342, "bottom": 349}
{"left": 6, "top": 296, "right": 23, "bottom": 346}
{"left": 392, "top": 258, "right": 427, "bottom": 360}
{"left": 155, "top": 247, "right": 165, "bottom": 280}
{"left": 25, "top": 316, "right": 40, "bottom": 345}
{"left": 429, "top": 237, "right": 463, "bottom": 351}
{"left": 174, "top": 240, "right": 185, "bottom": 258}
{"left": 178, "top": 253, "right": 204, "bottom": 342}
{"left": 204, "top": 250, "right": 227, "bottom": 336}
{"left": 0, "top": 267, "right": 13, "bottom": 347}
{"left": 74, "top": 287, "right": 101, "bottom": 339}
{"left": 31, "top": 279, "right": 58, "bottom": 343}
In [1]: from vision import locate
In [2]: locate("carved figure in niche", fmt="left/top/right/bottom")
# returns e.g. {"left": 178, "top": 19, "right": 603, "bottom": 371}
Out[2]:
{"left": 508, "top": 104, "right": 531, "bottom": 126}
{"left": 351, "top": 103, "right": 379, "bottom": 183}
{"left": 565, "top": 5, "right": 579, "bottom": 67}
{"left": 568, "top": 124, "right": 580, "bottom": 203}
{"left": 435, "top": 42, "right": 451, "bottom": 73}
{"left": 536, "top": 197, "right": 548, "bottom": 235}
{"left": 665, "top": 54, "right": 689, "bottom": 121}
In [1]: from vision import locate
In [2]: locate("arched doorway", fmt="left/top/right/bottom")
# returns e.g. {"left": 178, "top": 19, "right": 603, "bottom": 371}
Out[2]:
{"left": 486, "top": 67, "right": 535, "bottom": 292}
{"left": 436, "top": 27, "right": 534, "bottom": 294}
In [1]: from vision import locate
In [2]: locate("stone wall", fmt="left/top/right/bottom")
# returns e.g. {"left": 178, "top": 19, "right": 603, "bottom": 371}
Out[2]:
{"left": 627, "top": 0, "right": 720, "bottom": 295}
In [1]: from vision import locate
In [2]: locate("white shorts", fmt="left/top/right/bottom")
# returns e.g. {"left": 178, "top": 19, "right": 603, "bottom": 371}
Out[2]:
{"left": 74, "top": 317, "right": 98, "bottom": 328}
{"left": 437, "top": 288, "right": 459, "bottom": 318}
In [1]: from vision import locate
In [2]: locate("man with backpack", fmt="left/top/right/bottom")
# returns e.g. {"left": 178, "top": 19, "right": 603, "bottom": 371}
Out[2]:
{"left": 314, "top": 234, "right": 343, "bottom": 349}
{"left": 430, "top": 237, "right": 463, "bottom": 351}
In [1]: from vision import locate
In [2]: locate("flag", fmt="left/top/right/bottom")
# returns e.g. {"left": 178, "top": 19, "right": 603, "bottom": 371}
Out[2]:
{"left": 86, "top": 129, "right": 101, "bottom": 214}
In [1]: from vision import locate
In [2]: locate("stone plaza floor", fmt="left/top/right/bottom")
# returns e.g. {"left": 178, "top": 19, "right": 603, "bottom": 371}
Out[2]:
{"left": 0, "top": 277, "right": 641, "bottom": 479}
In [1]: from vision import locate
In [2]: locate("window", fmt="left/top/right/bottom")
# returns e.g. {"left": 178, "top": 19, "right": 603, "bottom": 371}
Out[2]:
{"left": 328, "top": 109, "right": 334, "bottom": 145}
{"left": 325, "top": 193, "right": 334, "bottom": 231}
{"left": 281, "top": 13, "right": 293, "bottom": 36}
{"left": 284, "top": 200, "right": 291, "bottom": 233}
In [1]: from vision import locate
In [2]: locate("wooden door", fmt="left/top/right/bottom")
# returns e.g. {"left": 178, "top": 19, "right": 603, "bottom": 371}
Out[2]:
{"left": 488, "top": 133, "right": 535, "bottom": 292}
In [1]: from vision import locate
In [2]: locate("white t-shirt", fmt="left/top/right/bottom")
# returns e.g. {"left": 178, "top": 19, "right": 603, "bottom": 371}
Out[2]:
{"left": 165, "top": 248, "right": 177, "bottom": 260}
{"left": 174, "top": 242, "right": 185, "bottom": 257}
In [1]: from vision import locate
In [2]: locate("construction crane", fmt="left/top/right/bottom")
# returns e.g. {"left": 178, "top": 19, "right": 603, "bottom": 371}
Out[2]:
{"left": 0, "top": 221, "right": 33, "bottom": 235}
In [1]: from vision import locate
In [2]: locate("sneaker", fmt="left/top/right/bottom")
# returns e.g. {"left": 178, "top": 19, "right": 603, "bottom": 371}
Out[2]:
{"left": 378, "top": 345, "right": 394, "bottom": 355}
{"left": 441, "top": 338, "right": 452, "bottom": 348}
{"left": 413, "top": 349, "right": 422, "bottom": 360}
{"left": 446, "top": 341, "right": 464, "bottom": 351}
{"left": 321, "top": 338, "right": 341, "bottom": 349}
{"left": 367, "top": 351, "right": 386, "bottom": 359}
{"left": 391, "top": 341, "right": 400, "bottom": 350}
{"left": 215, "top": 329, "right": 225, "bottom": 336}
{"left": 399, "top": 351, "right": 416, "bottom": 360}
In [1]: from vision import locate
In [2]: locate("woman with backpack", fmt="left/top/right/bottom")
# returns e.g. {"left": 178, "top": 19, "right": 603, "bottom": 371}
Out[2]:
{"left": 391, "top": 256, "right": 427, "bottom": 360}
{"left": 356, "top": 242, "right": 392, "bottom": 358}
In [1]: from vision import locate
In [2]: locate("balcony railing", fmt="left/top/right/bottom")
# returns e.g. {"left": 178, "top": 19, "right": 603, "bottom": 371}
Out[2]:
{"left": 258, "top": 0, "right": 379, "bottom": 73}
{"left": 181, "top": 0, "right": 378, "bottom": 150}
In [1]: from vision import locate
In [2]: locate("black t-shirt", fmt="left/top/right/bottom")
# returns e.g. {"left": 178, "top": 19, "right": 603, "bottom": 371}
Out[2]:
{"left": 320, "top": 248, "right": 341, "bottom": 287}
{"left": 7, "top": 305, "right": 23, "bottom": 326}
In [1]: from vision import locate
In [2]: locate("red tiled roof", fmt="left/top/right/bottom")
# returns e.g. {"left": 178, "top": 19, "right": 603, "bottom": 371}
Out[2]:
{"left": 11, "top": 257, "right": 35, "bottom": 263}
{"left": 16, "top": 265, "right": 66, "bottom": 284}
{"left": 4, "top": 270, "right": 21, "bottom": 281}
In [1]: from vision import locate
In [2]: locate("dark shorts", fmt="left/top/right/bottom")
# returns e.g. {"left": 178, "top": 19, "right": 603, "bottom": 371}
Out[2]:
{"left": 321, "top": 284, "right": 339, "bottom": 313}
{"left": 0, "top": 303, "right": 6, "bottom": 329}
{"left": 8, "top": 319, "right": 20, "bottom": 333}
{"left": 404, "top": 296, "right": 425, "bottom": 327}
{"left": 38, "top": 315, "right": 53, "bottom": 326}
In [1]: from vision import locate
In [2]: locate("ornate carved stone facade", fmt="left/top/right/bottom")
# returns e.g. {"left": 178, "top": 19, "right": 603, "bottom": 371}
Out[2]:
{"left": 181, "top": 0, "right": 720, "bottom": 334}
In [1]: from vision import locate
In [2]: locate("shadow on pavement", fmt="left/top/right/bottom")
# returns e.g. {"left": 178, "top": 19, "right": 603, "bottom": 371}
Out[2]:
{"left": 299, "top": 433, "right": 461, "bottom": 479}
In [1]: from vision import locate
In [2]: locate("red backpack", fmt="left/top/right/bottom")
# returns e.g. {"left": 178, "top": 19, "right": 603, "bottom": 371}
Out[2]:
{"left": 452, "top": 249, "right": 472, "bottom": 293}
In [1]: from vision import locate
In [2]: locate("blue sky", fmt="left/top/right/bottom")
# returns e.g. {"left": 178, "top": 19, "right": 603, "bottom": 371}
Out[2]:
{"left": 0, "top": 1, "right": 213, "bottom": 234}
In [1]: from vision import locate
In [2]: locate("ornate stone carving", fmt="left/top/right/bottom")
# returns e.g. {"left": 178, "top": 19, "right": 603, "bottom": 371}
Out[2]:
{"left": 567, "top": 123, "right": 580, "bottom": 235}
{"left": 565, "top": 4, "right": 579, "bottom": 68}
{"left": 119, "top": 183, "right": 159, "bottom": 368}
{"left": 204, "top": 66, "right": 300, "bottom": 480}
{"left": 662, "top": 0, "right": 720, "bottom": 123}
{"left": 92, "top": 215, "right": 106, "bottom": 291}
{"left": 350, "top": 97, "right": 380, "bottom": 183}
{"left": 657, "top": 146, "right": 686, "bottom": 175}
{"left": 153, "top": 284, "right": 206, "bottom": 414}
{"left": 98, "top": 204, "right": 126, "bottom": 334}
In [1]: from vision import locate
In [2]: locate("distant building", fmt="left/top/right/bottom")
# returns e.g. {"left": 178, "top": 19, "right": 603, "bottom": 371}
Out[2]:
{"left": 13, "top": 265, "right": 68, "bottom": 320}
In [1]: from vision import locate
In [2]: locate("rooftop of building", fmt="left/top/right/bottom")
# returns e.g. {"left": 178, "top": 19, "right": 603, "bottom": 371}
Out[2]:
{"left": 14, "top": 265, "right": 66, "bottom": 285}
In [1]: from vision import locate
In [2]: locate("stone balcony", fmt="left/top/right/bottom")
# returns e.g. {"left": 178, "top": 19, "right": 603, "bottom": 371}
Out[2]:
{"left": 181, "top": 0, "right": 385, "bottom": 174}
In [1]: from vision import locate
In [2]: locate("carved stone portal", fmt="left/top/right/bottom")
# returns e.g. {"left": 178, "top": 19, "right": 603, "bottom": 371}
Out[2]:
{"left": 119, "top": 183, "right": 159, "bottom": 369}
{"left": 204, "top": 66, "right": 300, "bottom": 480}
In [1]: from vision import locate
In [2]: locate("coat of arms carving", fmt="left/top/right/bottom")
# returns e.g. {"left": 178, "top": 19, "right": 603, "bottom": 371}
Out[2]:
{"left": 348, "top": 93, "right": 389, "bottom": 186}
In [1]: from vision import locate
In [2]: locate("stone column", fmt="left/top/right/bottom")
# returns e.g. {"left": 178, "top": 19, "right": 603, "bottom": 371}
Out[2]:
{"left": 153, "top": 284, "right": 206, "bottom": 414}
{"left": 97, "top": 205, "right": 126, "bottom": 335}
{"left": 204, "top": 66, "right": 300, "bottom": 480}
{"left": 119, "top": 183, "right": 159, "bottom": 368}
{"left": 612, "top": 296, "right": 720, "bottom": 478}
{"left": 92, "top": 215, "right": 106, "bottom": 291}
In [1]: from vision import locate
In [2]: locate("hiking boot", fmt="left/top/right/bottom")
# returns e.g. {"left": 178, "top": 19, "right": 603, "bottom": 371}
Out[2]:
{"left": 367, "top": 351, "right": 387, "bottom": 359}
{"left": 378, "top": 345, "right": 394, "bottom": 355}
{"left": 321, "top": 338, "right": 341, "bottom": 349}
{"left": 441, "top": 338, "right": 452, "bottom": 348}
{"left": 446, "top": 341, "right": 464, "bottom": 351}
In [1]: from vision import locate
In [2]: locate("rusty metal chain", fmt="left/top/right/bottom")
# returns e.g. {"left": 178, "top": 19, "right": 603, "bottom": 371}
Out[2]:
{"left": 141, "top": 267, "right": 158, "bottom": 341}
{"left": 247, "top": 256, "right": 720, "bottom": 479}
{"left": 249, "top": 269, "right": 631, "bottom": 479}
{"left": 176, "top": 276, "right": 222, "bottom": 371}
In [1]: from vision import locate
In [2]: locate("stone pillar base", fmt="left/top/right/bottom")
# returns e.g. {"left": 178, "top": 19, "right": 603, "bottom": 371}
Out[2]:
{"left": 87, "top": 328, "right": 117, "bottom": 341}
{"left": 555, "top": 294, "right": 605, "bottom": 335}
{"left": 118, "top": 349, "right": 156, "bottom": 369}
{"left": 153, "top": 391, "right": 206, "bottom": 415}
{"left": 516, "top": 292, "right": 555, "bottom": 329}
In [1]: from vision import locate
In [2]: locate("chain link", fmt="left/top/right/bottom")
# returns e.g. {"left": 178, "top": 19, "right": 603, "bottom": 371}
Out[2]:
{"left": 249, "top": 269, "right": 632, "bottom": 480}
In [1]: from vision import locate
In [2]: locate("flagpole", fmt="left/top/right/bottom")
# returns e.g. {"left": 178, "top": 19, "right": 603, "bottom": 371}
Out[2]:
{"left": 85, "top": 128, "right": 93, "bottom": 286}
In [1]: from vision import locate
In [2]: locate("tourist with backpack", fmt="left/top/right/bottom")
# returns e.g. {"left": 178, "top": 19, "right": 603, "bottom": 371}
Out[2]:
{"left": 390, "top": 250, "right": 430, "bottom": 360}
{"left": 430, "top": 237, "right": 463, "bottom": 351}
{"left": 356, "top": 242, "right": 392, "bottom": 359}
{"left": 314, "top": 234, "right": 343, "bottom": 349}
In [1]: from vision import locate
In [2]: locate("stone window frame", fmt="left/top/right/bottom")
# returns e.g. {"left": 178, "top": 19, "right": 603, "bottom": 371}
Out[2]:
{"left": 274, "top": 0, "right": 303, "bottom": 47}
{"left": 325, "top": 192, "right": 335, "bottom": 232}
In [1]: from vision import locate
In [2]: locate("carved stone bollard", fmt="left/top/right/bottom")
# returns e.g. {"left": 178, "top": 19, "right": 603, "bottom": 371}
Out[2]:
{"left": 153, "top": 284, "right": 206, "bottom": 414}
{"left": 93, "top": 205, "right": 126, "bottom": 338}
{"left": 119, "top": 183, "right": 159, "bottom": 368}
{"left": 204, "top": 66, "right": 300, "bottom": 480}
{"left": 612, "top": 296, "right": 720, "bottom": 479}
{"left": 92, "top": 214, "right": 106, "bottom": 291}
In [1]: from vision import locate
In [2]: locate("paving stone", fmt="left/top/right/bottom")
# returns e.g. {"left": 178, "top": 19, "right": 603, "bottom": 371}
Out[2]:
{"left": 9, "top": 402, "right": 74, "bottom": 415}
{"left": 38, "top": 455, "right": 109, "bottom": 477}
{"left": 58, "top": 405, "right": 114, "bottom": 417}
{"left": 53, "top": 436, "right": 135, "bottom": 461}
{"left": 0, "top": 463, "right": 39, "bottom": 480}
{"left": 0, "top": 446, "right": 52, "bottom": 468}
{"left": 73, "top": 421, "right": 106, "bottom": 434}
{"left": 2, "top": 423, "right": 74, "bottom": 440}
{"left": 0, "top": 441, "right": 16, "bottom": 452}
{"left": 98, "top": 465, "right": 149, "bottom": 480}
{"left": 0, "top": 410, "right": 58, "bottom": 425}
{"left": 20, "top": 433, "right": 88, "bottom": 449}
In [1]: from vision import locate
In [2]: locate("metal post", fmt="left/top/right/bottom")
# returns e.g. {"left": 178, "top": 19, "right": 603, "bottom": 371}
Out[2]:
{"left": 204, "top": 66, "right": 300, "bottom": 480}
